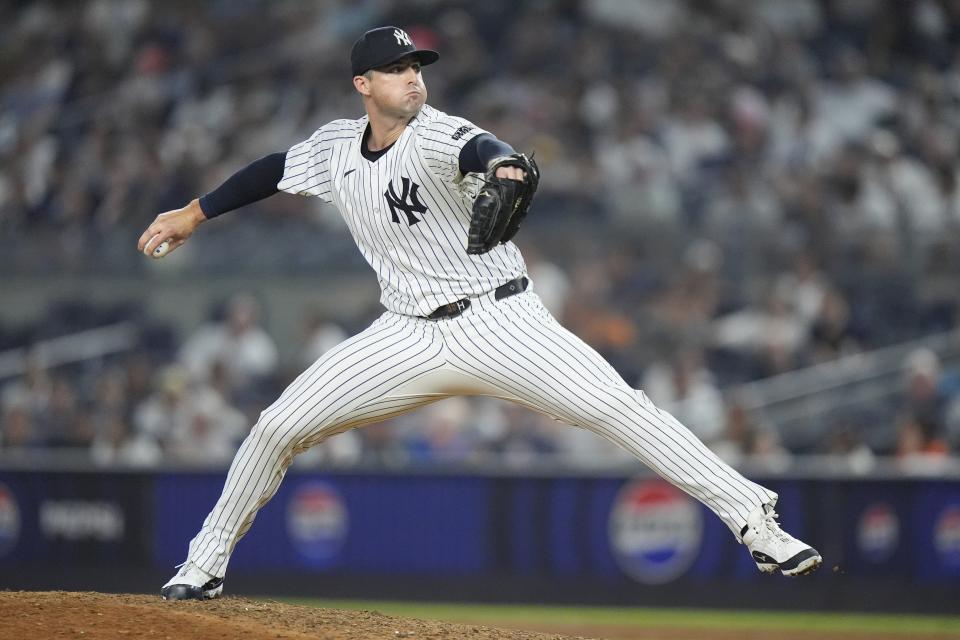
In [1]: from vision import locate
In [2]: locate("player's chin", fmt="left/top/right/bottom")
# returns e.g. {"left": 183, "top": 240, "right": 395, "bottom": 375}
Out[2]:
{"left": 388, "top": 94, "right": 424, "bottom": 120}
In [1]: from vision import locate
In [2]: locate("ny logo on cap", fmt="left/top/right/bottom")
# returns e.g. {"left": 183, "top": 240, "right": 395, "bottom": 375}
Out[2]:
{"left": 393, "top": 29, "right": 412, "bottom": 46}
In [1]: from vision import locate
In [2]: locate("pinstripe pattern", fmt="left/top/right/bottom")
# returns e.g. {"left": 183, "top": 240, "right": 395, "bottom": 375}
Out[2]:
{"left": 277, "top": 105, "right": 526, "bottom": 317}
{"left": 188, "top": 313, "right": 447, "bottom": 573}
{"left": 445, "top": 293, "right": 775, "bottom": 527}
{"left": 186, "top": 289, "right": 775, "bottom": 577}
{"left": 181, "top": 104, "right": 779, "bottom": 579}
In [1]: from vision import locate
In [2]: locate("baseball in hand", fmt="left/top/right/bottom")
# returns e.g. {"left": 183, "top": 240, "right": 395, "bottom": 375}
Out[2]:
{"left": 152, "top": 240, "right": 171, "bottom": 259}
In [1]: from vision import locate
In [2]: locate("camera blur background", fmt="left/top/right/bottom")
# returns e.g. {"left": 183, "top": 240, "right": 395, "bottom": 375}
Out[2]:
{"left": 1, "top": 0, "right": 958, "bottom": 618}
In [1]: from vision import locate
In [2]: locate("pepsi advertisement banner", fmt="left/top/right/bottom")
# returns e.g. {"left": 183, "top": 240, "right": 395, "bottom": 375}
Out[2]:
{"left": 1, "top": 469, "right": 958, "bottom": 609}
{"left": 154, "top": 473, "right": 491, "bottom": 574}
{"left": 0, "top": 472, "right": 153, "bottom": 568}
{"left": 151, "top": 473, "right": 960, "bottom": 586}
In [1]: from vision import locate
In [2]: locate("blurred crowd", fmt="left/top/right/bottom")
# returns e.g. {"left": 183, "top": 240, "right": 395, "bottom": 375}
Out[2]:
{"left": 2, "top": 1, "right": 960, "bottom": 470}
{"left": 2, "top": 288, "right": 959, "bottom": 472}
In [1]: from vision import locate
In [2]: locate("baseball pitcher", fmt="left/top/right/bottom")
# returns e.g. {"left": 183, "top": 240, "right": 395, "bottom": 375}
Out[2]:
{"left": 139, "top": 27, "right": 821, "bottom": 600}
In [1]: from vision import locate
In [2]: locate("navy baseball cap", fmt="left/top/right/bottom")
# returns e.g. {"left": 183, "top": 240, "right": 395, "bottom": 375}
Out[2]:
{"left": 350, "top": 26, "right": 439, "bottom": 76}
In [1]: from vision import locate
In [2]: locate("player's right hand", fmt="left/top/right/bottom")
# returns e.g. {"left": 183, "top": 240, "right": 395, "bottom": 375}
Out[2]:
{"left": 138, "top": 199, "right": 207, "bottom": 258}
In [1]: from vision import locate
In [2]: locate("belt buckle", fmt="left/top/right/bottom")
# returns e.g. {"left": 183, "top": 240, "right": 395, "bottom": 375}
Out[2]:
{"left": 429, "top": 298, "right": 470, "bottom": 320}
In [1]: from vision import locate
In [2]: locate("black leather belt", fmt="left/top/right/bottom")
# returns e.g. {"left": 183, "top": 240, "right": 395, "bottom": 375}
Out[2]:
{"left": 427, "top": 276, "right": 528, "bottom": 320}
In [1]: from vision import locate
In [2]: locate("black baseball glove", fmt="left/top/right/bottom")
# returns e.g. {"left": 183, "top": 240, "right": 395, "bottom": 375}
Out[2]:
{"left": 466, "top": 153, "right": 540, "bottom": 255}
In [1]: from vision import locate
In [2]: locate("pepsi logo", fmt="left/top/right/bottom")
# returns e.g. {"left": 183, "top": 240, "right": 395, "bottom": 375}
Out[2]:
{"left": 856, "top": 503, "right": 899, "bottom": 563}
{"left": 0, "top": 483, "right": 20, "bottom": 557}
{"left": 934, "top": 504, "right": 960, "bottom": 569}
{"left": 609, "top": 479, "right": 703, "bottom": 584}
{"left": 286, "top": 482, "right": 348, "bottom": 564}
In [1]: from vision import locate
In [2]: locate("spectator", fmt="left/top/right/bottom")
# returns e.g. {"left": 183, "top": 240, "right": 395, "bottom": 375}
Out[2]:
{"left": 0, "top": 403, "right": 37, "bottom": 449}
{"left": 179, "top": 293, "right": 279, "bottom": 400}
{"left": 1, "top": 355, "right": 52, "bottom": 418}
{"left": 166, "top": 386, "right": 247, "bottom": 465}
{"left": 895, "top": 413, "right": 949, "bottom": 474}
{"left": 712, "top": 284, "right": 808, "bottom": 377}
{"left": 492, "top": 404, "right": 562, "bottom": 468}
{"left": 823, "top": 421, "right": 876, "bottom": 474}
{"left": 401, "top": 398, "right": 475, "bottom": 464}
{"left": 711, "top": 398, "right": 788, "bottom": 469}
{"left": 643, "top": 348, "right": 726, "bottom": 443}
{"left": 808, "top": 287, "right": 859, "bottom": 363}
{"left": 35, "top": 377, "right": 82, "bottom": 448}
{"left": 520, "top": 246, "right": 571, "bottom": 320}
{"left": 902, "top": 348, "right": 947, "bottom": 430}
{"left": 299, "top": 311, "right": 349, "bottom": 368}
{"left": 131, "top": 365, "right": 190, "bottom": 457}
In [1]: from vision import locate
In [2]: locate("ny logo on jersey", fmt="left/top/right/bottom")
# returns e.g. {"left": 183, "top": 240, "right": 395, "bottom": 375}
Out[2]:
{"left": 393, "top": 29, "right": 412, "bottom": 46}
{"left": 384, "top": 177, "right": 428, "bottom": 225}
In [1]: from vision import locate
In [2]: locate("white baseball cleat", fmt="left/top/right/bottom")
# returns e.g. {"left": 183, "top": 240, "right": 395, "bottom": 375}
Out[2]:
{"left": 741, "top": 503, "right": 822, "bottom": 577}
{"left": 161, "top": 561, "right": 224, "bottom": 600}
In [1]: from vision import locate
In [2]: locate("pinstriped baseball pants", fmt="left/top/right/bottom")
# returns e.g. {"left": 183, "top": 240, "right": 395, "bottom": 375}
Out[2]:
{"left": 187, "top": 290, "right": 777, "bottom": 577}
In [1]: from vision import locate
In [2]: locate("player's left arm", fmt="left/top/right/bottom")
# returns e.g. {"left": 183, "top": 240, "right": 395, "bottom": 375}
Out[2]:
{"left": 459, "top": 134, "right": 527, "bottom": 181}
{"left": 418, "top": 116, "right": 539, "bottom": 252}
{"left": 418, "top": 121, "right": 526, "bottom": 182}
{"left": 464, "top": 142, "right": 540, "bottom": 254}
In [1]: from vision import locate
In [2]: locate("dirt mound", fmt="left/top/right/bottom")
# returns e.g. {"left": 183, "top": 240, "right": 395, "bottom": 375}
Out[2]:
{"left": 2, "top": 591, "right": 953, "bottom": 640}
{"left": 0, "top": 591, "right": 593, "bottom": 640}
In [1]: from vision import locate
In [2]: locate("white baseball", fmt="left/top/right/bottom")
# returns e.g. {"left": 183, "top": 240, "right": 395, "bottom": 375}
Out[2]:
{"left": 152, "top": 240, "right": 171, "bottom": 259}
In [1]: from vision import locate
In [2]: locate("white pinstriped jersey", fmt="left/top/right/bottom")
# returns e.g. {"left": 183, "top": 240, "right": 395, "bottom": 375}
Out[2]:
{"left": 278, "top": 104, "right": 527, "bottom": 317}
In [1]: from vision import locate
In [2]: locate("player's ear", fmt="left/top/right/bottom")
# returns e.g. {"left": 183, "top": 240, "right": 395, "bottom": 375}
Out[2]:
{"left": 353, "top": 74, "right": 371, "bottom": 96}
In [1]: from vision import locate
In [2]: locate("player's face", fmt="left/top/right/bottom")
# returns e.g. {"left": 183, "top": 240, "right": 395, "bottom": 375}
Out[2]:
{"left": 364, "top": 56, "right": 427, "bottom": 118}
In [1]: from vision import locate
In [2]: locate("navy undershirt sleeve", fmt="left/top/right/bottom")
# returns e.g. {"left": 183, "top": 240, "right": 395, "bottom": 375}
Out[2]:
{"left": 198, "top": 151, "right": 287, "bottom": 219}
{"left": 458, "top": 134, "right": 515, "bottom": 175}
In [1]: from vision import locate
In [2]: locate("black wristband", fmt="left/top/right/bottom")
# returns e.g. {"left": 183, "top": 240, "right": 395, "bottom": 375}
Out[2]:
{"left": 458, "top": 134, "right": 515, "bottom": 175}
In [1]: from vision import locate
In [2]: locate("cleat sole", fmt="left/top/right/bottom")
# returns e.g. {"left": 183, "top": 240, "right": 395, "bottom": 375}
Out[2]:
{"left": 161, "top": 577, "right": 224, "bottom": 601}
{"left": 781, "top": 553, "right": 822, "bottom": 577}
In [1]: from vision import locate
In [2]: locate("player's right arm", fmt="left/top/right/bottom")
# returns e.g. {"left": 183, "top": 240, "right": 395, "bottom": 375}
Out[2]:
{"left": 139, "top": 120, "right": 341, "bottom": 258}
{"left": 138, "top": 152, "right": 287, "bottom": 258}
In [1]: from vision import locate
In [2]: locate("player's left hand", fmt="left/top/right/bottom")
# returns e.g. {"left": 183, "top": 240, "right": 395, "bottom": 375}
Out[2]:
{"left": 466, "top": 153, "right": 540, "bottom": 255}
{"left": 494, "top": 165, "right": 526, "bottom": 181}
{"left": 138, "top": 199, "right": 207, "bottom": 259}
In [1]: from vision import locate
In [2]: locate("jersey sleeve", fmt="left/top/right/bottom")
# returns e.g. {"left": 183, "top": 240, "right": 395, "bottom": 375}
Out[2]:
{"left": 277, "top": 123, "right": 342, "bottom": 202}
{"left": 417, "top": 114, "right": 488, "bottom": 183}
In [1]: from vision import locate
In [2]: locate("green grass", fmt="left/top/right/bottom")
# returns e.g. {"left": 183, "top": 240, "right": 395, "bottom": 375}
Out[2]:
{"left": 279, "top": 599, "right": 960, "bottom": 635}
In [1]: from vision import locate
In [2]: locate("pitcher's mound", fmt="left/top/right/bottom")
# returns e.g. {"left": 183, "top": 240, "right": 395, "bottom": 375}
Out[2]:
{"left": 0, "top": 591, "right": 591, "bottom": 640}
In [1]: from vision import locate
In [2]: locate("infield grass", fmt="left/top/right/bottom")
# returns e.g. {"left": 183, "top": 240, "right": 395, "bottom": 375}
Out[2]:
{"left": 282, "top": 599, "right": 960, "bottom": 635}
